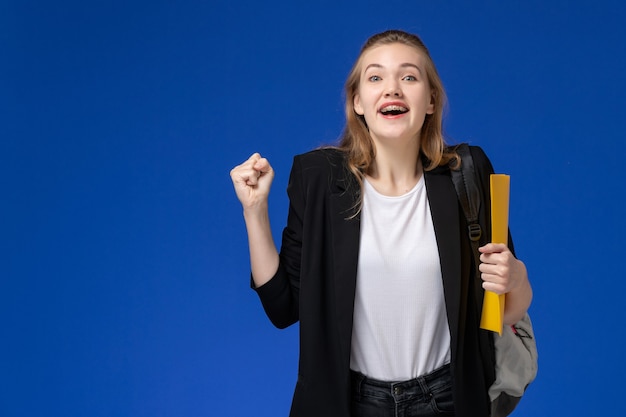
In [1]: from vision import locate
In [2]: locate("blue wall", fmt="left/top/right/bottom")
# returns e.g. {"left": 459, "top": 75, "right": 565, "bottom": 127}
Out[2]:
{"left": 2, "top": 1, "right": 625, "bottom": 415}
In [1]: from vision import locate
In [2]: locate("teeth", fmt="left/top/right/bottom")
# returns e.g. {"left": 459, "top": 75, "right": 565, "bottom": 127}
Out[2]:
{"left": 381, "top": 105, "right": 408, "bottom": 113}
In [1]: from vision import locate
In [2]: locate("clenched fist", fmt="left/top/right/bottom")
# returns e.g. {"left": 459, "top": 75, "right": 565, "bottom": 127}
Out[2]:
{"left": 230, "top": 153, "right": 275, "bottom": 210}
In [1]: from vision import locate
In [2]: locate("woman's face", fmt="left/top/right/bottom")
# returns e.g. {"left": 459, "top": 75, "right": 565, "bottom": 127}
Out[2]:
{"left": 353, "top": 43, "right": 434, "bottom": 147}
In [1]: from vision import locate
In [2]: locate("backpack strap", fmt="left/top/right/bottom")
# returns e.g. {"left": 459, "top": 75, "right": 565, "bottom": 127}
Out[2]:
{"left": 450, "top": 143, "right": 483, "bottom": 282}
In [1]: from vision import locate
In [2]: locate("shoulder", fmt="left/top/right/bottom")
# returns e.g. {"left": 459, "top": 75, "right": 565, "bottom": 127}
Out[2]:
{"left": 290, "top": 147, "right": 350, "bottom": 182}
{"left": 288, "top": 147, "right": 355, "bottom": 196}
{"left": 467, "top": 145, "right": 495, "bottom": 177}
{"left": 445, "top": 143, "right": 494, "bottom": 175}
{"left": 293, "top": 147, "right": 347, "bottom": 170}
{"left": 467, "top": 145, "right": 492, "bottom": 169}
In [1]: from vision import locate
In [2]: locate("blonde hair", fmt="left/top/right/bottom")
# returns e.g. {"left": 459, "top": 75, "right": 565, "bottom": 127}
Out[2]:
{"left": 338, "top": 30, "right": 458, "bottom": 189}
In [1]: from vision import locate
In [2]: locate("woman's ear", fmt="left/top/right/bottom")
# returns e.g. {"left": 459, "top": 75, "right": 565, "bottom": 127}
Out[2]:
{"left": 353, "top": 93, "right": 364, "bottom": 115}
{"left": 427, "top": 91, "right": 435, "bottom": 115}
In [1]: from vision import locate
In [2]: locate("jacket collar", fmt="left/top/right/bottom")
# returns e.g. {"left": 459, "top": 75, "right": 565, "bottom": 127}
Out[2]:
{"left": 423, "top": 165, "right": 463, "bottom": 361}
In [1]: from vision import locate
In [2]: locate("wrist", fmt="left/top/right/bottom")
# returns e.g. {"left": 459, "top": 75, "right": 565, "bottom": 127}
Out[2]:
{"left": 243, "top": 203, "right": 270, "bottom": 222}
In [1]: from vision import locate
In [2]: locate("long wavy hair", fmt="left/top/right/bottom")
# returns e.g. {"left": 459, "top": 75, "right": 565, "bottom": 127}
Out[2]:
{"left": 338, "top": 30, "right": 458, "bottom": 196}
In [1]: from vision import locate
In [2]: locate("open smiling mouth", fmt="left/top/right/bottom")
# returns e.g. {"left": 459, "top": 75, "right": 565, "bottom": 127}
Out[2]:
{"left": 380, "top": 105, "right": 409, "bottom": 116}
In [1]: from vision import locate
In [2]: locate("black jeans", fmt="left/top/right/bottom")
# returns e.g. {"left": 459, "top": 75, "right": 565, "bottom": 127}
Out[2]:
{"left": 350, "top": 364, "right": 455, "bottom": 417}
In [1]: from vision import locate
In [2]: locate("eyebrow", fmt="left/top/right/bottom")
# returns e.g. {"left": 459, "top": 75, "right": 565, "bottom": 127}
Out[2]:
{"left": 364, "top": 63, "right": 423, "bottom": 74}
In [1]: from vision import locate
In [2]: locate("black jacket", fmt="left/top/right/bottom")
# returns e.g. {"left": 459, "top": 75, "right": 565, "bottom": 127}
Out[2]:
{"left": 254, "top": 146, "right": 498, "bottom": 417}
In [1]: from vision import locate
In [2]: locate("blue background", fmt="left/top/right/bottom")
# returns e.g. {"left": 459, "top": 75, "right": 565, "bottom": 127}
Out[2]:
{"left": 2, "top": 1, "right": 625, "bottom": 416}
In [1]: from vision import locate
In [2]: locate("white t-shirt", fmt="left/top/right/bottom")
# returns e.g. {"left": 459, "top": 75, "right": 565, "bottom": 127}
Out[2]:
{"left": 350, "top": 176, "right": 451, "bottom": 381}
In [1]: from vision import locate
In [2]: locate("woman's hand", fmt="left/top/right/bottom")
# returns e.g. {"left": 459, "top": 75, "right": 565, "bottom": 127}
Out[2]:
{"left": 478, "top": 243, "right": 523, "bottom": 294}
{"left": 479, "top": 243, "right": 532, "bottom": 325}
{"left": 230, "top": 153, "right": 275, "bottom": 211}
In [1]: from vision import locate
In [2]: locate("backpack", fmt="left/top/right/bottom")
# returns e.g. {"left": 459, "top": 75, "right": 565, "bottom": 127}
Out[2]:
{"left": 450, "top": 143, "right": 538, "bottom": 417}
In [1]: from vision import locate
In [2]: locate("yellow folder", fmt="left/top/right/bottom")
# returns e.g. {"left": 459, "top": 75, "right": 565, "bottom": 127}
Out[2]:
{"left": 479, "top": 174, "right": 510, "bottom": 335}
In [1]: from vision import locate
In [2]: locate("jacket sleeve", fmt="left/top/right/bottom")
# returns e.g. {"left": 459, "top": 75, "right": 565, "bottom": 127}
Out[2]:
{"left": 251, "top": 155, "right": 304, "bottom": 329}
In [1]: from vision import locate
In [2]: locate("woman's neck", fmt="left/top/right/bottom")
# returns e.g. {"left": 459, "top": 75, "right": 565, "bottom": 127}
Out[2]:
{"left": 366, "top": 139, "right": 422, "bottom": 196}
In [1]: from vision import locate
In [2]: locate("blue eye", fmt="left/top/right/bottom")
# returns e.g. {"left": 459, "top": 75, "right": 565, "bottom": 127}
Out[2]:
{"left": 368, "top": 75, "right": 381, "bottom": 82}
{"left": 403, "top": 75, "right": 417, "bottom": 81}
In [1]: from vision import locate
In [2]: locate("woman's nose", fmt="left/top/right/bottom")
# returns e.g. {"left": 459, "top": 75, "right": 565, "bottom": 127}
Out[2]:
{"left": 384, "top": 82, "right": 402, "bottom": 97}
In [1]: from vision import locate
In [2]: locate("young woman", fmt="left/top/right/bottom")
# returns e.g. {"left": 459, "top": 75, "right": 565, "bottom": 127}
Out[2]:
{"left": 230, "top": 30, "right": 532, "bottom": 417}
